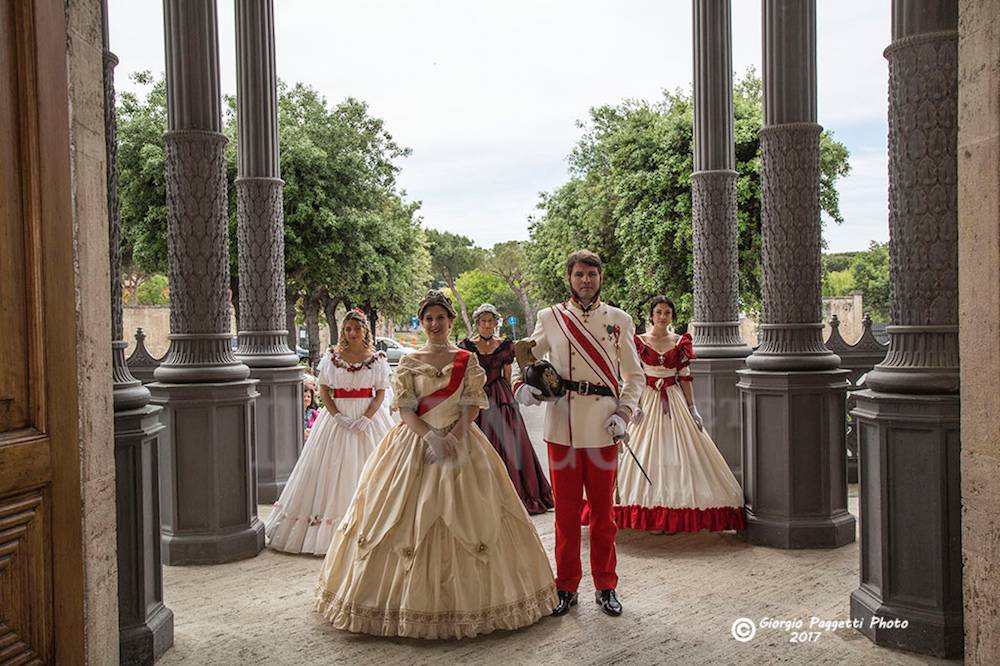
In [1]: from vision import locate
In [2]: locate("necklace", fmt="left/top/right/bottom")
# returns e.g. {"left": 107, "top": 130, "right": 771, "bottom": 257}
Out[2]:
{"left": 479, "top": 334, "right": 494, "bottom": 341}
{"left": 425, "top": 341, "right": 451, "bottom": 352}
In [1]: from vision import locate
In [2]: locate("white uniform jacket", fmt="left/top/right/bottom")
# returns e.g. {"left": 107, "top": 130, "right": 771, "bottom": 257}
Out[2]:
{"left": 512, "top": 300, "right": 643, "bottom": 448}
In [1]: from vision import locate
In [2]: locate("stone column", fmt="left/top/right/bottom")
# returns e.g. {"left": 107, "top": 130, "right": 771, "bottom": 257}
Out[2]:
{"left": 689, "top": 0, "right": 751, "bottom": 479}
{"left": 102, "top": 1, "right": 174, "bottom": 661}
{"left": 850, "top": 1, "right": 963, "bottom": 657}
{"left": 736, "top": 0, "right": 855, "bottom": 548}
{"left": 149, "top": 0, "right": 263, "bottom": 565}
{"left": 234, "top": 0, "right": 304, "bottom": 505}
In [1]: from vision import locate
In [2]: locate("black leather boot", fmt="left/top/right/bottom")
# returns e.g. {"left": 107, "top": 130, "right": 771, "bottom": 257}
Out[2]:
{"left": 551, "top": 590, "right": 579, "bottom": 616}
{"left": 595, "top": 589, "right": 622, "bottom": 616}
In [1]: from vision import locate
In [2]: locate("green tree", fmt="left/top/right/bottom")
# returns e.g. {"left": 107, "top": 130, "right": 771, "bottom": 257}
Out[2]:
{"left": 822, "top": 269, "right": 856, "bottom": 297}
{"left": 484, "top": 240, "right": 536, "bottom": 332}
{"left": 849, "top": 241, "right": 890, "bottom": 322}
{"left": 449, "top": 269, "right": 526, "bottom": 340}
{"left": 425, "top": 229, "right": 484, "bottom": 332}
{"left": 526, "top": 71, "right": 852, "bottom": 325}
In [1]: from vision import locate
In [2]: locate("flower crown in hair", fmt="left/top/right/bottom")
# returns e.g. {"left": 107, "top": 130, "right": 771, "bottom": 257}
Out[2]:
{"left": 344, "top": 308, "right": 369, "bottom": 325}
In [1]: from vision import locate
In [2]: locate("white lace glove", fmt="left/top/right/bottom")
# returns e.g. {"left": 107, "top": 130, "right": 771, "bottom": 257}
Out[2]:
{"left": 422, "top": 431, "right": 457, "bottom": 464}
{"left": 688, "top": 403, "right": 704, "bottom": 431}
{"left": 514, "top": 383, "right": 545, "bottom": 407}
{"left": 333, "top": 413, "right": 354, "bottom": 429}
{"left": 352, "top": 416, "right": 374, "bottom": 433}
{"left": 604, "top": 413, "right": 628, "bottom": 439}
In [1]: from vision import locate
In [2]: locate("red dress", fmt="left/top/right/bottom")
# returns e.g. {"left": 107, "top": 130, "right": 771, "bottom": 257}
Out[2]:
{"left": 459, "top": 338, "right": 554, "bottom": 515}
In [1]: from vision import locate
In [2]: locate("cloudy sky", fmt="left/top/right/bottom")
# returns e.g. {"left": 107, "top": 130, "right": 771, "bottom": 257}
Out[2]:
{"left": 109, "top": 0, "right": 890, "bottom": 253}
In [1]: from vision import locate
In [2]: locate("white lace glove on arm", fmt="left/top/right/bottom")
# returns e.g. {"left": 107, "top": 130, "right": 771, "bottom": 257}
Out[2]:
{"left": 422, "top": 431, "right": 457, "bottom": 464}
{"left": 352, "top": 415, "right": 374, "bottom": 432}
{"left": 688, "top": 403, "right": 704, "bottom": 431}
{"left": 333, "top": 413, "right": 354, "bottom": 429}
{"left": 514, "top": 383, "right": 545, "bottom": 407}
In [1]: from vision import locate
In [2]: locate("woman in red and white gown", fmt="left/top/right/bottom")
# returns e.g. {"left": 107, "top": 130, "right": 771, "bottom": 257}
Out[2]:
{"left": 614, "top": 296, "right": 745, "bottom": 533}
{"left": 265, "top": 309, "right": 393, "bottom": 555}
{"left": 315, "top": 291, "right": 556, "bottom": 639}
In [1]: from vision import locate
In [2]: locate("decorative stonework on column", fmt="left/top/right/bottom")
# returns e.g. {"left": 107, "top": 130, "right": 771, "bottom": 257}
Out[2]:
{"left": 689, "top": 0, "right": 751, "bottom": 479}
{"left": 737, "top": 0, "right": 854, "bottom": 549}
{"left": 850, "top": 1, "right": 963, "bottom": 657}
{"left": 102, "top": 1, "right": 174, "bottom": 661}
{"left": 235, "top": 0, "right": 304, "bottom": 505}
{"left": 149, "top": 0, "right": 263, "bottom": 565}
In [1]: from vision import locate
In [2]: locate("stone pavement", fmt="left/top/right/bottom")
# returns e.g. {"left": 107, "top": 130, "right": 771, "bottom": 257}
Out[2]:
{"left": 159, "top": 403, "right": 952, "bottom": 665}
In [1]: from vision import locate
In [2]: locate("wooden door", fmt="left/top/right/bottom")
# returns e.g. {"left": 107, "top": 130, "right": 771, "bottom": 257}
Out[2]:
{"left": 0, "top": 0, "right": 86, "bottom": 663}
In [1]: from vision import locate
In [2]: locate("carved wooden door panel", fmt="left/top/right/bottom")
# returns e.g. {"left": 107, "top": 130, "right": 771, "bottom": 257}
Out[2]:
{"left": 1, "top": 0, "right": 85, "bottom": 662}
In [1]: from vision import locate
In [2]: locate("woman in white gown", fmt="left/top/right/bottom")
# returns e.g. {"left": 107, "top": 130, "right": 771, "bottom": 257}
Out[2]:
{"left": 265, "top": 309, "right": 393, "bottom": 555}
{"left": 613, "top": 296, "right": 745, "bottom": 533}
{"left": 315, "top": 290, "right": 556, "bottom": 639}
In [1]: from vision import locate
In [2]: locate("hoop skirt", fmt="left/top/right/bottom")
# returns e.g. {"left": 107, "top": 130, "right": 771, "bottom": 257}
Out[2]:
{"left": 315, "top": 352, "right": 557, "bottom": 639}
{"left": 611, "top": 334, "right": 745, "bottom": 532}
{"left": 265, "top": 352, "right": 393, "bottom": 555}
{"left": 458, "top": 338, "right": 553, "bottom": 514}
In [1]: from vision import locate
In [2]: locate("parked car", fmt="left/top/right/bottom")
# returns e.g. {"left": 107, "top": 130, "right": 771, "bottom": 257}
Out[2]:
{"left": 375, "top": 337, "right": 416, "bottom": 365}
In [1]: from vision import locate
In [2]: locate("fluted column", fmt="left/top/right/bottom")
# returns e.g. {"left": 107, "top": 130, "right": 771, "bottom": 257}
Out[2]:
{"left": 150, "top": 0, "right": 263, "bottom": 565}
{"left": 736, "top": 0, "right": 854, "bottom": 549}
{"left": 850, "top": 1, "right": 963, "bottom": 657}
{"left": 689, "top": 0, "right": 751, "bottom": 478}
{"left": 234, "top": 0, "right": 304, "bottom": 504}
{"left": 103, "top": 1, "right": 174, "bottom": 661}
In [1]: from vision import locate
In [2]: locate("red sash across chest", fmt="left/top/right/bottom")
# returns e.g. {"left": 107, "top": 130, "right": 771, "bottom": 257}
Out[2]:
{"left": 552, "top": 304, "right": 620, "bottom": 398}
{"left": 416, "top": 350, "right": 471, "bottom": 416}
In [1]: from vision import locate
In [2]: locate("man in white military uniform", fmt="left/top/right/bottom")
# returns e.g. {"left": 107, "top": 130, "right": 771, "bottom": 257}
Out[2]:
{"left": 512, "top": 250, "right": 643, "bottom": 617}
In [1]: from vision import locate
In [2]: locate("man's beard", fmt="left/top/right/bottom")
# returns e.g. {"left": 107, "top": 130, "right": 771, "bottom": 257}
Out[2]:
{"left": 569, "top": 284, "right": 601, "bottom": 306}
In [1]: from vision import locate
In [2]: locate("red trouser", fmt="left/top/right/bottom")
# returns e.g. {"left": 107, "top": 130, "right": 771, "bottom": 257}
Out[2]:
{"left": 547, "top": 442, "right": 618, "bottom": 592}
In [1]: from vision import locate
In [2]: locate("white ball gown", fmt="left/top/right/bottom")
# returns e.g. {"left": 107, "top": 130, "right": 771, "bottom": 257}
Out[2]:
{"left": 315, "top": 350, "right": 557, "bottom": 639}
{"left": 611, "top": 333, "right": 745, "bottom": 532}
{"left": 264, "top": 350, "right": 393, "bottom": 555}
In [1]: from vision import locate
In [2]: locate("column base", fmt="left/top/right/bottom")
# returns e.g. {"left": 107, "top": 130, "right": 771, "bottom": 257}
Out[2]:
{"left": 149, "top": 379, "right": 265, "bottom": 565}
{"left": 850, "top": 391, "right": 962, "bottom": 659}
{"left": 119, "top": 602, "right": 174, "bottom": 665}
{"left": 738, "top": 368, "right": 856, "bottom": 549}
{"left": 114, "top": 403, "right": 174, "bottom": 664}
{"left": 689, "top": 356, "right": 746, "bottom": 480}
{"left": 851, "top": 586, "right": 963, "bottom": 659}
{"left": 248, "top": 365, "right": 305, "bottom": 504}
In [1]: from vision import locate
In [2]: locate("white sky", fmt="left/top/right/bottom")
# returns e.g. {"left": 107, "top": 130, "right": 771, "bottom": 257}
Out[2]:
{"left": 109, "top": 0, "right": 890, "bottom": 253}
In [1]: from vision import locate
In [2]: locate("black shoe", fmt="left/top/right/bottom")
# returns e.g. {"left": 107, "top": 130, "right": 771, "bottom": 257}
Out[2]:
{"left": 551, "top": 590, "right": 578, "bottom": 616}
{"left": 596, "top": 589, "right": 622, "bottom": 616}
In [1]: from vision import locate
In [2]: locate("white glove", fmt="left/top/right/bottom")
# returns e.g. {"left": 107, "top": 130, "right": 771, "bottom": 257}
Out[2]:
{"left": 352, "top": 416, "right": 373, "bottom": 433}
{"left": 333, "top": 413, "right": 354, "bottom": 429}
{"left": 631, "top": 406, "right": 645, "bottom": 425}
{"left": 515, "top": 383, "right": 545, "bottom": 407}
{"left": 604, "top": 413, "right": 627, "bottom": 439}
{"left": 422, "top": 431, "right": 457, "bottom": 464}
{"left": 688, "top": 403, "right": 704, "bottom": 431}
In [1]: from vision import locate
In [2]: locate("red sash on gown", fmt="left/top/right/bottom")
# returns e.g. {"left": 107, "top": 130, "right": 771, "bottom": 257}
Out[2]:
{"left": 416, "top": 350, "right": 471, "bottom": 416}
{"left": 333, "top": 388, "right": 375, "bottom": 399}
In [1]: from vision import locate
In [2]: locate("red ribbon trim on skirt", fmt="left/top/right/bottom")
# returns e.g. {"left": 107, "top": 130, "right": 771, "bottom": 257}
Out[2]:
{"left": 333, "top": 388, "right": 375, "bottom": 399}
{"left": 582, "top": 502, "right": 745, "bottom": 532}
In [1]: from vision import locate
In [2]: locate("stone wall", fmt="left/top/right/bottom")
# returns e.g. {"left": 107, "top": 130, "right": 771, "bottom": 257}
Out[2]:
{"left": 822, "top": 292, "right": 866, "bottom": 343}
{"left": 65, "top": 0, "right": 118, "bottom": 661}
{"left": 958, "top": 0, "right": 1000, "bottom": 661}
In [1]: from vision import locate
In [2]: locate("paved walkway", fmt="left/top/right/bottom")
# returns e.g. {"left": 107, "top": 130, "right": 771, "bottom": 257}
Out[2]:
{"left": 159, "top": 404, "right": 952, "bottom": 665}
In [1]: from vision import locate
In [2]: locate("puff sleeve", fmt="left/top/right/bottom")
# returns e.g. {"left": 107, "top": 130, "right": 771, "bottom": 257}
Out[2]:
{"left": 373, "top": 353, "right": 390, "bottom": 390}
{"left": 317, "top": 351, "right": 336, "bottom": 387}
{"left": 458, "top": 354, "right": 490, "bottom": 409}
{"left": 390, "top": 361, "right": 419, "bottom": 411}
{"left": 675, "top": 333, "right": 695, "bottom": 376}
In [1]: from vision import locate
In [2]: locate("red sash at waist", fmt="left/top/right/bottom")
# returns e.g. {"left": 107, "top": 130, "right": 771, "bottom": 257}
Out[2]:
{"left": 333, "top": 387, "right": 374, "bottom": 399}
{"left": 645, "top": 374, "right": 692, "bottom": 414}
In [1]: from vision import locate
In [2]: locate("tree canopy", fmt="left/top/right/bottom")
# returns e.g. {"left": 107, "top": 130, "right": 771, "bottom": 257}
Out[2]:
{"left": 525, "top": 71, "right": 852, "bottom": 326}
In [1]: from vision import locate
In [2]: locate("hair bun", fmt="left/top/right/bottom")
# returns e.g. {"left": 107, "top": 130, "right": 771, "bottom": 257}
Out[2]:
{"left": 417, "top": 290, "right": 457, "bottom": 319}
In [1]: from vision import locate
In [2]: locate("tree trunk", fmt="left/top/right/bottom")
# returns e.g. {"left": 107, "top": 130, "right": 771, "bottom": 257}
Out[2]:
{"left": 304, "top": 291, "right": 322, "bottom": 369}
{"left": 513, "top": 285, "right": 534, "bottom": 336}
{"left": 447, "top": 274, "right": 473, "bottom": 333}
{"left": 321, "top": 292, "right": 339, "bottom": 347}
{"left": 363, "top": 301, "right": 378, "bottom": 340}
{"left": 284, "top": 284, "right": 299, "bottom": 350}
